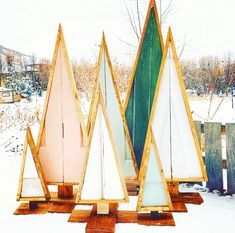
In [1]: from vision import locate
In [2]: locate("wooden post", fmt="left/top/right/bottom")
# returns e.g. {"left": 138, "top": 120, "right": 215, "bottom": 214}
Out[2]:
{"left": 194, "top": 121, "right": 201, "bottom": 148}
{"left": 29, "top": 201, "right": 38, "bottom": 210}
{"left": 226, "top": 123, "right": 235, "bottom": 194}
{"left": 167, "top": 181, "right": 179, "bottom": 197}
{"left": 97, "top": 203, "right": 109, "bottom": 215}
{"left": 86, "top": 204, "right": 117, "bottom": 233}
{"left": 58, "top": 185, "right": 73, "bottom": 198}
{"left": 150, "top": 211, "right": 158, "bottom": 220}
{"left": 204, "top": 122, "right": 223, "bottom": 192}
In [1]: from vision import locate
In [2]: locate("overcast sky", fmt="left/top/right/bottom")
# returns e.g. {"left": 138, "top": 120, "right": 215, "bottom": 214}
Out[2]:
{"left": 0, "top": 0, "right": 235, "bottom": 64}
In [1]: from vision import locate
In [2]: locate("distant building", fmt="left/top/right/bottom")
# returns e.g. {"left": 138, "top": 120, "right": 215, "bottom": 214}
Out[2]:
{"left": 0, "top": 87, "right": 13, "bottom": 103}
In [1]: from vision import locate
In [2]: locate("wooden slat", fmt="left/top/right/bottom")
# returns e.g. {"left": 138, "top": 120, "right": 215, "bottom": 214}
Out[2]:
{"left": 194, "top": 121, "right": 201, "bottom": 148}
{"left": 117, "top": 211, "right": 175, "bottom": 226}
{"left": 48, "top": 203, "right": 75, "bottom": 213}
{"left": 86, "top": 204, "right": 117, "bottom": 233}
{"left": 204, "top": 122, "right": 223, "bottom": 192}
{"left": 226, "top": 123, "right": 235, "bottom": 194}
{"left": 171, "top": 192, "right": 204, "bottom": 205}
{"left": 192, "top": 121, "right": 203, "bottom": 185}
{"left": 14, "top": 202, "right": 50, "bottom": 215}
{"left": 68, "top": 209, "right": 91, "bottom": 223}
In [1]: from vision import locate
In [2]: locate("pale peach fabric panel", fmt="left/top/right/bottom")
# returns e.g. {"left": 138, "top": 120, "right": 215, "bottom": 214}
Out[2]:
{"left": 61, "top": 50, "right": 86, "bottom": 183}
{"left": 39, "top": 44, "right": 63, "bottom": 183}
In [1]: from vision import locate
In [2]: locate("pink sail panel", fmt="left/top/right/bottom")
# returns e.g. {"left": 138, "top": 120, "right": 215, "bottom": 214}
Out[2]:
{"left": 39, "top": 42, "right": 85, "bottom": 184}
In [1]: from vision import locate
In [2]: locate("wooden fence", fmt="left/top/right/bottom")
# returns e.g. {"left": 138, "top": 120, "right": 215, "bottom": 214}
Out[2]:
{"left": 194, "top": 121, "right": 235, "bottom": 194}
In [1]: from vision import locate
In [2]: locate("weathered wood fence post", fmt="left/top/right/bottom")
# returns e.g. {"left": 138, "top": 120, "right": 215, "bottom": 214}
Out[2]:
{"left": 204, "top": 122, "right": 223, "bottom": 192}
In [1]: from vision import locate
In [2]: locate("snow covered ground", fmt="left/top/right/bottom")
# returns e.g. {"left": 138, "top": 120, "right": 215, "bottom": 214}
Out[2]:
{"left": 190, "top": 95, "right": 235, "bottom": 123}
{"left": 0, "top": 94, "right": 235, "bottom": 232}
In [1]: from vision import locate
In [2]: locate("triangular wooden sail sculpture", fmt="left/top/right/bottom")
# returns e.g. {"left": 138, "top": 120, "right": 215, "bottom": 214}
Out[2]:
{"left": 17, "top": 128, "right": 50, "bottom": 201}
{"left": 87, "top": 33, "right": 138, "bottom": 179}
{"left": 137, "top": 129, "right": 172, "bottom": 211}
{"left": 147, "top": 28, "right": 207, "bottom": 181}
{"left": 77, "top": 86, "right": 129, "bottom": 203}
{"left": 36, "top": 24, "right": 86, "bottom": 184}
{"left": 124, "top": 0, "right": 164, "bottom": 169}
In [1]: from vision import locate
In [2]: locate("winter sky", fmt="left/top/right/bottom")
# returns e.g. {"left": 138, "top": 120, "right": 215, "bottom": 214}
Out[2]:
{"left": 0, "top": 0, "right": 235, "bottom": 64}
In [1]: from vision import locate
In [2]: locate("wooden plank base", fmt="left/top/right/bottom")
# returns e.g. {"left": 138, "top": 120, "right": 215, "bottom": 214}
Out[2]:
{"left": 14, "top": 202, "right": 50, "bottom": 215}
{"left": 171, "top": 192, "right": 203, "bottom": 205}
{"left": 58, "top": 185, "right": 73, "bottom": 199}
{"left": 68, "top": 209, "right": 91, "bottom": 223}
{"left": 86, "top": 204, "right": 117, "bottom": 233}
{"left": 48, "top": 202, "right": 75, "bottom": 213}
{"left": 167, "top": 181, "right": 179, "bottom": 197}
{"left": 170, "top": 202, "right": 187, "bottom": 212}
{"left": 117, "top": 211, "right": 175, "bottom": 226}
{"left": 49, "top": 191, "right": 77, "bottom": 203}
{"left": 125, "top": 180, "right": 139, "bottom": 196}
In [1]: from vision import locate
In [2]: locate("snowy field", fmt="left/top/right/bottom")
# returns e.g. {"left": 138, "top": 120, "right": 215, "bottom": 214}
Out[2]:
{"left": 0, "top": 94, "right": 235, "bottom": 233}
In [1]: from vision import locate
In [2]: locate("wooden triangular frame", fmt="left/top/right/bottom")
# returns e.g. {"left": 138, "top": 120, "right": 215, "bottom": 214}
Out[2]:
{"left": 76, "top": 84, "right": 129, "bottom": 204}
{"left": 123, "top": 0, "right": 164, "bottom": 112}
{"left": 17, "top": 128, "right": 50, "bottom": 201}
{"left": 35, "top": 24, "right": 87, "bottom": 185}
{"left": 86, "top": 33, "right": 138, "bottom": 180}
{"left": 36, "top": 24, "right": 86, "bottom": 155}
{"left": 137, "top": 128, "right": 172, "bottom": 211}
{"left": 143, "top": 27, "right": 208, "bottom": 182}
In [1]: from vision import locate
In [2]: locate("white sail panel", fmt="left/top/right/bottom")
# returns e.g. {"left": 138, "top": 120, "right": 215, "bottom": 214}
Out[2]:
{"left": 141, "top": 142, "right": 169, "bottom": 207}
{"left": 21, "top": 145, "right": 44, "bottom": 197}
{"left": 152, "top": 50, "right": 171, "bottom": 178}
{"left": 81, "top": 104, "right": 125, "bottom": 200}
{"left": 169, "top": 44, "right": 202, "bottom": 178}
{"left": 152, "top": 44, "right": 203, "bottom": 180}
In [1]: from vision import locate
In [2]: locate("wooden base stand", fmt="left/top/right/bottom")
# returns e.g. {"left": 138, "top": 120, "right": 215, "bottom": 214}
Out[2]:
{"left": 167, "top": 181, "right": 180, "bottom": 197}
{"left": 86, "top": 204, "right": 117, "bottom": 233}
{"left": 48, "top": 202, "right": 75, "bottom": 213}
{"left": 170, "top": 202, "right": 187, "bottom": 212}
{"left": 15, "top": 185, "right": 77, "bottom": 215}
{"left": 58, "top": 185, "right": 73, "bottom": 199}
{"left": 14, "top": 202, "right": 50, "bottom": 215}
{"left": 125, "top": 179, "right": 139, "bottom": 196}
{"left": 117, "top": 211, "right": 175, "bottom": 226}
{"left": 168, "top": 181, "right": 204, "bottom": 205}
{"left": 68, "top": 204, "right": 117, "bottom": 232}
{"left": 47, "top": 185, "right": 76, "bottom": 213}
{"left": 171, "top": 192, "right": 204, "bottom": 205}
{"left": 68, "top": 205, "right": 175, "bottom": 227}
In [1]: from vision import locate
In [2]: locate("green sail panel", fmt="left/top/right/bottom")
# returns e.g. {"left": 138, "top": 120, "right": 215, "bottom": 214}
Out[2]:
{"left": 125, "top": 7, "right": 163, "bottom": 168}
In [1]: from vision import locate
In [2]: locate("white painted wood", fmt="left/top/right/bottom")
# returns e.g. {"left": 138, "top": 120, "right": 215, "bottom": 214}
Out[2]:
{"left": 81, "top": 104, "right": 125, "bottom": 201}
{"left": 152, "top": 44, "right": 203, "bottom": 179}
{"left": 21, "top": 145, "right": 44, "bottom": 197}
{"left": 141, "top": 142, "right": 169, "bottom": 207}
{"left": 98, "top": 50, "right": 136, "bottom": 177}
